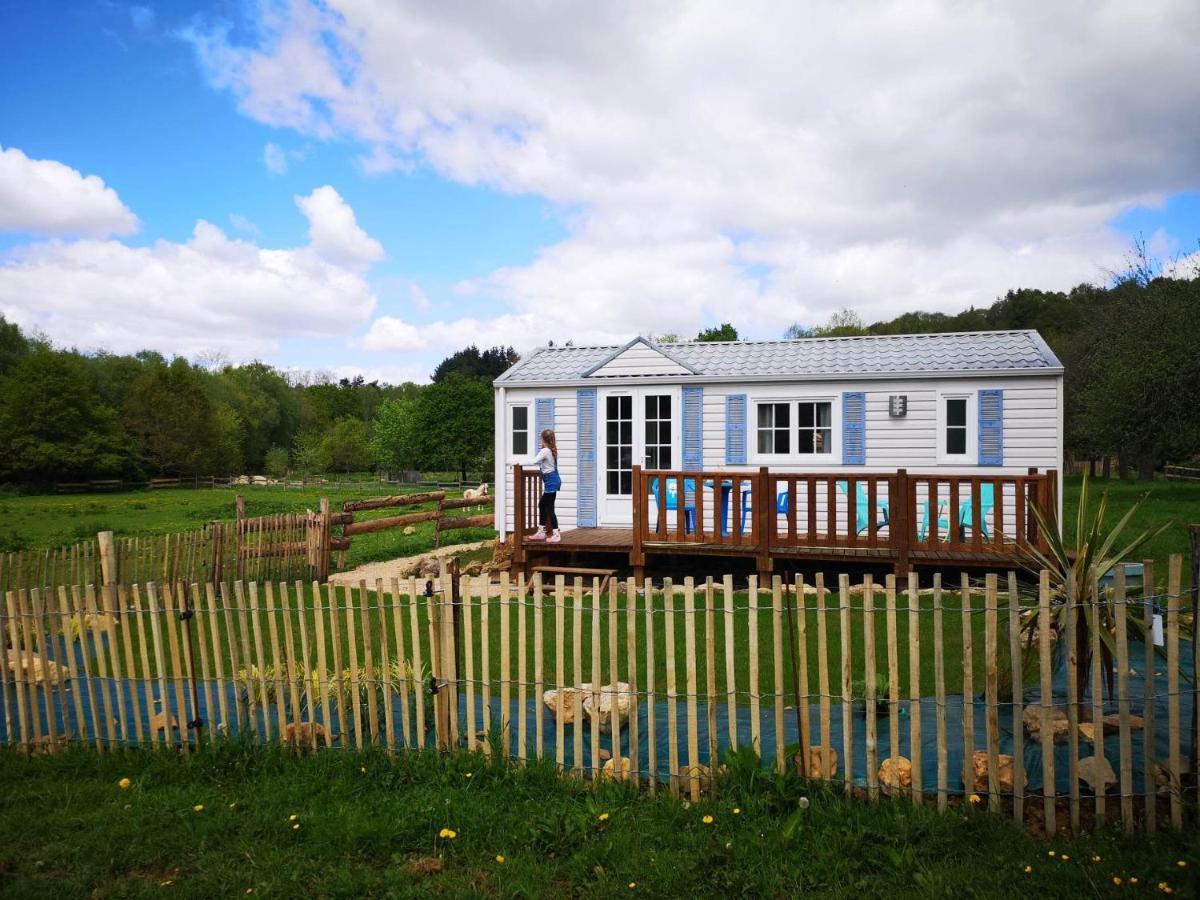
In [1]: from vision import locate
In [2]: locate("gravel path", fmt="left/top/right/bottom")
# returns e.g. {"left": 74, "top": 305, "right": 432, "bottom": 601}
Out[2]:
{"left": 328, "top": 539, "right": 494, "bottom": 587}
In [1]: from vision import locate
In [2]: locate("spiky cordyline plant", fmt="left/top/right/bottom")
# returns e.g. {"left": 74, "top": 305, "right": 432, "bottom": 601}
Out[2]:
{"left": 1021, "top": 473, "right": 1172, "bottom": 697}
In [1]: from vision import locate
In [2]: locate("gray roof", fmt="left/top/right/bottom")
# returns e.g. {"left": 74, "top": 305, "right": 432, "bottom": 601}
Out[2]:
{"left": 495, "top": 330, "right": 1063, "bottom": 385}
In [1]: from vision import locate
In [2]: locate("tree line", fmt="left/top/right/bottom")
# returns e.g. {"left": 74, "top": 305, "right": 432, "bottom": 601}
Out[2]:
{"left": 0, "top": 324, "right": 515, "bottom": 486}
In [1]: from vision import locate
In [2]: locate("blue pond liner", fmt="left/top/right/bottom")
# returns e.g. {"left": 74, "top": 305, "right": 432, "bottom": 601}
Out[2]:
{"left": 2, "top": 633, "right": 1193, "bottom": 798}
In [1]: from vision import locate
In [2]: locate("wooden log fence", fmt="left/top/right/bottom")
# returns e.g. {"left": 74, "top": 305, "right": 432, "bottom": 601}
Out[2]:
{"left": 0, "top": 556, "right": 1195, "bottom": 835}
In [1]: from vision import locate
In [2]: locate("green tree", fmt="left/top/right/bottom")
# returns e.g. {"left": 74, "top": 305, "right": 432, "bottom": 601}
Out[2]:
{"left": 696, "top": 323, "right": 739, "bottom": 342}
{"left": 0, "top": 315, "right": 31, "bottom": 377}
{"left": 123, "top": 357, "right": 234, "bottom": 475}
{"left": 264, "top": 446, "right": 290, "bottom": 479}
{"left": 432, "top": 345, "right": 519, "bottom": 382}
{"left": 372, "top": 397, "right": 420, "bottom": 474}
{"left": 0, "top": 349, "right": 132, "bottom": 483}
{"left": 322, "top": 417, "right": 374, "bottom": 474}
{"left": 409, "top": 374, "right": 493, "bottom": 481}
{"left": 292, "top": 430, "right": 331, "bottom": 476}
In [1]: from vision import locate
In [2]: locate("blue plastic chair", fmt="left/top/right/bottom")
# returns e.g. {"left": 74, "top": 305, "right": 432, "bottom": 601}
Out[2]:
{"left": 955, "top": 483, "right": 995, "bottom": 539}
{"left": 649, "top": 476, "right": 696, "bottom": 533}
{"left": 916, "top": 500, "right": 947, "bottom": 542}
{"left": 836, "top": 480, "right": 890, "bottom": 536}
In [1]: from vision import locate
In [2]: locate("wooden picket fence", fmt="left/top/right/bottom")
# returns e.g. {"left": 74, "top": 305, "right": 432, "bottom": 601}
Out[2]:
{"left": 1, "top": 559, "right": 1195, "bottom": 835}
{"left": 0, "top": 515, "right": 330, "bottom": 595}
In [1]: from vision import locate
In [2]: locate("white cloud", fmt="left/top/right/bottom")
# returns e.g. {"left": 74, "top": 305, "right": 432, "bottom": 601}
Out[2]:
{"left": 0, "top": 145, "right": 139, "bottom": 238}
{"left": 263, "top": 141, "right": 289, "bottom": 175}
{"left": 295, "top": 185, "right": 385, "bottom": 270}
{"left": 228, "top": 212, "right": 261, "bottom": 236}
{"left": 189, "top": 1, "right": 1200, "bottom": 340}
{"left": 0, "top": 184, "right": 381, "bottom": 359}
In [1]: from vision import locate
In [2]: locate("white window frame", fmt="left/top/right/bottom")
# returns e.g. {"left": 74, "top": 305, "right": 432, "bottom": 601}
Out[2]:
{"left": 936, "top": 391, "right": 977, "bottom": 464}
{"left": 508, "top": 402, "right": 533, "bottom": 461}
{"left": 750, "top": 397, "right": 839, "bottom": 463}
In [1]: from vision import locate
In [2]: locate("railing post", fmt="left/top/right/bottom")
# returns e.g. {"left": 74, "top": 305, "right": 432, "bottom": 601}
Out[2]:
{"left": 757, "top": 467, "right": 771, "bottom": 579}
{"left": 512, "top": 465, "right": 525, "bottom": 568}
{"left": 895, "top": 469, "right": 910, "bottom": 576}
{"left": 632, "top": 466, "right": 645, "bottom": 578}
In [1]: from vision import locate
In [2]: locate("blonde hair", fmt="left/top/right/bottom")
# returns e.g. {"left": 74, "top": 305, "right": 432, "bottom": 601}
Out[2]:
{"left": 541, "top": 429, "right": 558, "bottom": 463}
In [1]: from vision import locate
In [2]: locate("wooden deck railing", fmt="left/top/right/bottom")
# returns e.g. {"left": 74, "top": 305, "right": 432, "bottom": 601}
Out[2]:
{"left": 513, "top": 464, "right": 1057, "bottom": 574}
{"left": 631, "top": 466, "right": 1057, "bottom": 573}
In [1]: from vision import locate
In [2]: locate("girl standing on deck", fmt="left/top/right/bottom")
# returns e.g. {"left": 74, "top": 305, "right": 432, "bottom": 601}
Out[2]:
{"left": 528, "top": 429, "right": 561, "bottom": 543}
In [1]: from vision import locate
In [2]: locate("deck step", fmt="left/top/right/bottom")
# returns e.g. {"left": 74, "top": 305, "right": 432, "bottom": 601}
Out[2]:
{"left": 527, "top": 564, "right": 618, "bottom": 594}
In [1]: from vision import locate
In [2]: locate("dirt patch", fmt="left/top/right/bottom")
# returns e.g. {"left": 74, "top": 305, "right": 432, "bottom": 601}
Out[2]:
{"left": 328, "top": 540, "right": 492, "bottom": 588}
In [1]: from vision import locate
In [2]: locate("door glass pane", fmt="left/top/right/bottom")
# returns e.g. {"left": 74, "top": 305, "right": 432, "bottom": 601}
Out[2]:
{"left": 606, "top": 394, "right": 633, "bottom": 496}
{"left": 645, "top": 394, "right": 672, "bottom": 471}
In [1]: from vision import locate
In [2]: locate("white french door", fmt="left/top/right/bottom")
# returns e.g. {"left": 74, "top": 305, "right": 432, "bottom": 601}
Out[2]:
{"left": 600, "top": 388, "right": 678, "bottom": 526}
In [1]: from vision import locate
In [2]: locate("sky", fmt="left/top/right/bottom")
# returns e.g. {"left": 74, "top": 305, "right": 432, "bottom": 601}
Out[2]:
{"left": 1, "top": 1, "right": 1198, "bottom": 385}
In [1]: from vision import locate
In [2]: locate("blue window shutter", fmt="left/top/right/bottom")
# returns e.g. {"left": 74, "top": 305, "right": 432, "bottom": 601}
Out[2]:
{"left": 682, "top": 387, "right": 704, "bottom": 470}
{"left": 576, "top": 389, "right": 597, "bottom": 527}
{"left": 842, "top": 391, "right": 866, "bottom": 465}
{"left": 534, "top": 397, "right": 555, "bottom": 439}
{"left": 725, "top": 394, "right": 747, "bottom": 465}
{"left": 978, "top": 389, "right": 1004, "bottom": 465}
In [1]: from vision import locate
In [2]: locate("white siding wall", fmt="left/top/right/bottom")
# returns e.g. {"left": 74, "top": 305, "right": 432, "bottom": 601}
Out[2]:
{"left": 497, "top": 374, "right": 1062, "bottom": 535}
{"left": 497, "top": 387, "right": 580, "bottom": 535}
{"left": 590, "top": 344, "right": 692, "bottom": 378}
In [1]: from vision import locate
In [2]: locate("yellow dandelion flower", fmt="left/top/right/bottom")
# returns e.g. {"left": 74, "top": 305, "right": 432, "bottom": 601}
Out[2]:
{"left": 1113, "top": 877, "right": 1122, "bottom": 886}
{"left": 118, "top": 777, "right": 132, "bottom": 790}
{"left": 1024, "top": 866, "right": 1032, "bottom": 874}
{"left": 245, "top": 891, "right": 253, "bottom": 896}
{"left": 1158, "top": 883, "right": 1172, "bottom": 894}
{"left": 292, "top": 823, "right": 300, "bottom": 831}
{"left": 1092, "top": 855, "right": 1101, "bottom": 862}
{"left": 628, "top": 883, "right": 636, "bottom": 890}
{"left": 360, "top": 766, "right": 366, "bottom": 773}
{"left": 1131, "top": 877, "right": 1139, "bottom": 885}
{"left": 702, "top": 815, "right": 714, "bottom": 825}
{"left": 968, "top": 794, "right": 981, "bottom": 805}
{"left": 289, "top": 814, "right": 298, "bottom": 822}
{"left": 193, "top": 804, "right": 204, "bottom": 812}
{"left": 465, "top": 772, "right": 473, "bottom": 779}
{"left": 160, "top": 880, "right": 173, "bottom": 887}
{"left": 598, "top": 812, "right": 610, "bottom": 822}
{"left": 1177, "top": 861, "right": 1187, "bottom": 868}
{"left": 732, "top": 807, "right": 741, "bottom": 815}
{"left": 439, "top": 827, "right": 457, "bottom": 839}
{"left": 1048, "top": 850, "right": 1056, "bottom": 857}
{"left": 1061, "top": 855, "right": 1070, "bottom": 862}
{"left": 495, "top": 855, "right": 505, "bottom": 864}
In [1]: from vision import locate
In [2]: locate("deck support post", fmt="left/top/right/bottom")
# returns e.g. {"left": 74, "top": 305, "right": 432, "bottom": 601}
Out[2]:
{"left": 756, "top": 467, "right": 772, "bottom": 580}
{"left": 894, "top": 469, "right": 911, "bottom": 577}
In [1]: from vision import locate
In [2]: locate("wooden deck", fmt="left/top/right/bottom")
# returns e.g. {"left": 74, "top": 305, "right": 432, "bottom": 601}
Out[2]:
{"left": 512, "top": 466, "right": 1058, "bottom": 579}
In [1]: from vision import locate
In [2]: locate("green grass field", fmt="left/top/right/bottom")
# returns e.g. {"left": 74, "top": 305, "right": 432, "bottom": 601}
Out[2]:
{"left": 0, "top": 482, "right": 495, "bottom": 571}
{"left": 0, "top": 744, "right": 1193, "bottom": 898}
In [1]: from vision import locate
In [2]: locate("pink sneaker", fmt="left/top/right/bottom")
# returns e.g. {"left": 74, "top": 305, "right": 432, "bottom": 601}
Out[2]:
{"left": 528, "top": 530, "right": 548, "bottom": 542}
{"left": 547, "top": 530, "right": 561, "bottom": 543}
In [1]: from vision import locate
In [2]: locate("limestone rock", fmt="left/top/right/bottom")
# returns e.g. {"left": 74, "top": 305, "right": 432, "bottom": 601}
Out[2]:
{"left": 795, "top": 745, "right": 839, "bottom": 779}
{"left": 1022, "top": 705, "right": 1070, "bottom": 742}
{"left": 482, "top": 539, "right": 514, "bottom": 574}
{"left": 878, "top": 756, "right": 913, "bottom": 797}
{"left": 600, "top": 756, "right": 634, "bottom": 781}
{"left": 402, "top": 526, "right": 416, "bottom": 536}
{"left": 543, "top": 688, "right": 583, "bottom": 725}
{"left": 418, "top": 557, "right": 441, "bottom": 578}
{"left": 598, "top": 748, "right": 612, "bottom": 762}
{"left": 676, "top": 763, "right": 724, "bottom": 793}
{"left": 581, "top": 682, "right": 632, "bottom": 732}
{"left": 971, "top": 750, "right": 1027, "bottom": 793}
{"left": 1077, "top": 755, "right": 1117, "bottom": 794}
{"left": 6, "top": 649, "right": 71, "bottom": 684}
{"left": 283, "top": 722, "right": 328, "bottom": 747}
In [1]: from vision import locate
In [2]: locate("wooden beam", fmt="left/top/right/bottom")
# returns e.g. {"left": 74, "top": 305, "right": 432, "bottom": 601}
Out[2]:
{"left": 342, "top": 509, "right": 440, "bottom": 537}
{"left": 342, "top": 490, "right": 445, "bottom": 513}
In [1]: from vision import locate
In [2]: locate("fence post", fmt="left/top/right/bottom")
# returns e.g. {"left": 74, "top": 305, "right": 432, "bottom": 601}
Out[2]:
{"left": 631, "top": 465, "right": 644, "bottom": 581}
{"left": 318, "top": 497, "right": 331, "bottom": 582}
{"left": 1190, "top": 524, "right": 1200, "bottom": 817}
{"left": 97, "top": 531, "right": 116, "bottom": 589}
{"left": 512, "top": 466, "right": 525, "bottom": 568}
{"left": 235, "top": 495, "right": 246, "bottom": 581}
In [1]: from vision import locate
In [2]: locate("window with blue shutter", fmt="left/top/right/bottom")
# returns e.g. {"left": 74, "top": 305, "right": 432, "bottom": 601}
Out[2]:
{"left": 682, "top": 387, "right": 703, "bottom": 470}
{"left": 576, "top": 390, "right": 597, "bottom": 527}
{"left": 842, "top": 391, "right": 866, "bottom": 465}
{"left": 978, "top": 389, "right": 1004, "bottom": 466}
{"left": 725, "top": 394, "right": 747, "bottom": 465}
{"left": 534, "top": 397, "right": 555, "bottom": 441}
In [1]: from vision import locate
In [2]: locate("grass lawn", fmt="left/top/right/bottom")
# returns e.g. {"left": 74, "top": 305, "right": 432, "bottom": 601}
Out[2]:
{"left": 0, "top": 483, "right": 495, "bottom": 571}
{"left": 1060, "top": 474, "right": 1200, "bottom": 588}
{"left": 0, "top": 745, "right": 1194, "bottom": 898}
